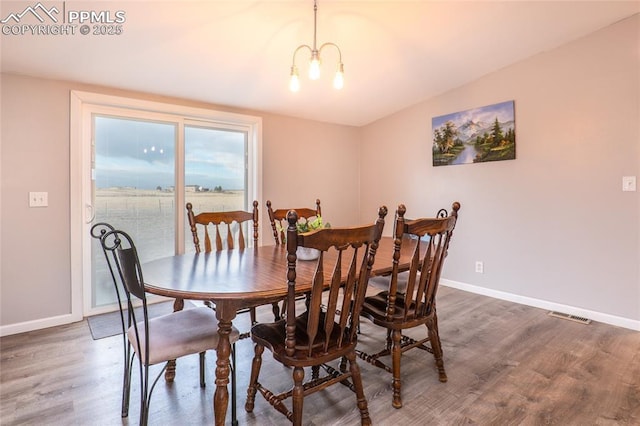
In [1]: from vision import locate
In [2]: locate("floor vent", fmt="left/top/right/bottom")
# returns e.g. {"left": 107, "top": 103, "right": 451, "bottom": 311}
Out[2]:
{"left": 548, "top": 311, "right": 592, "bottom": 324}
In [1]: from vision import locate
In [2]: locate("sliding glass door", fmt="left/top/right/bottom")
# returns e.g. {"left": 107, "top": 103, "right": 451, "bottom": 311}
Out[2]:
{"left": 86, "top": 110, "right": 254, "bottom": 313}
{"left": 71, "top": 91, "right": 262, "bottom": 318}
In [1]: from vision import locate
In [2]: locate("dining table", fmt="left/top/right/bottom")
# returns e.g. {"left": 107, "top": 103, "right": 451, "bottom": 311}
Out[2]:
{"left": 142, "top": 235, "right": 419, "bottom": 425}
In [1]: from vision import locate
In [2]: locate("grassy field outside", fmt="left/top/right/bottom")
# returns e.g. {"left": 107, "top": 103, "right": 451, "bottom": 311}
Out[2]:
{"left": 92, "top": 188, "right": 245, "bottom": 308}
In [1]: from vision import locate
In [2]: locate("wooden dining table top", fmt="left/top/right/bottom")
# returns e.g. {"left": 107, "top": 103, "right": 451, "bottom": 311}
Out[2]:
{"left": 143, "top": 235, "right": 416, "bottom": 308}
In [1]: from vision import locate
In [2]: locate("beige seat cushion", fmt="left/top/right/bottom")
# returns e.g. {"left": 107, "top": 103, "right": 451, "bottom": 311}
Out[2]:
{"left": 127, "top": 306, "right": 240, "bottom": 366}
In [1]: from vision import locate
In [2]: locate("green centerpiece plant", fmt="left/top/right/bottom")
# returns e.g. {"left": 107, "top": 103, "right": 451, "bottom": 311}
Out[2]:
{"left": 295, "top": 216, "right": 330, "bottom": 233}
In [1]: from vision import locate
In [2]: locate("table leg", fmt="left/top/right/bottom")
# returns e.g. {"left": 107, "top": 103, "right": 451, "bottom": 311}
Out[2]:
{"left": 164, "top": 297, "right": 185, "bottom": 382}
{"left": 214, "top": 314, "right": 234, "bottom": 426}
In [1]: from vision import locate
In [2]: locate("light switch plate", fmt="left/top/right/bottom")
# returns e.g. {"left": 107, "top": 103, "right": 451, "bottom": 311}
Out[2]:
{"left": 29, "top": 192, "right": 48, "bottom": 207}
{"left": 622, "top": 176, "right": 636, "bottom": 192}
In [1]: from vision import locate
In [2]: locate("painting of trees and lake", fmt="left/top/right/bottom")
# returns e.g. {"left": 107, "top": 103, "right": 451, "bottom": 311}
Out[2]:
{"left": 432, "top": 100, "right": 515, "bottom": 166}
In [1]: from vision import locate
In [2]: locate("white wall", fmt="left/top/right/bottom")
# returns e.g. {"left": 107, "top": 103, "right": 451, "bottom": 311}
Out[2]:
{"left": 360, "top": 15, "right": 640, "bottom": 327}
{"left": 0, "top": 75, "right": 361, "bottom": 333}
{"left": 1, "top": 76, "right": 72, "bottom": 325}
{"left": 262, "top": 114, "right": 361, "bottom": 228}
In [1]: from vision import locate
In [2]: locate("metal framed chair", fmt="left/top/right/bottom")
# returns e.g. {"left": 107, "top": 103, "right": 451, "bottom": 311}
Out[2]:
{"left": 91, "top": 223, "right": 240, "bottom": 425}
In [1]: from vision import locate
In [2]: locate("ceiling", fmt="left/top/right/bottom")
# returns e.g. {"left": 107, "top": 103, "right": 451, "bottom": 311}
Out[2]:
{"left": 1, "top": 1, "right": 638, "bottom": 126}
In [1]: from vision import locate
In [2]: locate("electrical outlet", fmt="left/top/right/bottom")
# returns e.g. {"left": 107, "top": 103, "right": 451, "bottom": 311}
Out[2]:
{"left": 622, "top": 176, "right": 636, "bottom": 192}
{"left": 29, "top": 191, "right": 48, "bottom": 207}
{"left": 475, "top": 261, "right": 484, "bottom": 274}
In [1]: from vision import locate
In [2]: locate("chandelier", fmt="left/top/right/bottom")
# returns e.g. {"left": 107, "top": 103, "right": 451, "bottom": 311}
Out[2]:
{"left": 289, "top": 0, "right": 344, "bottom": 92}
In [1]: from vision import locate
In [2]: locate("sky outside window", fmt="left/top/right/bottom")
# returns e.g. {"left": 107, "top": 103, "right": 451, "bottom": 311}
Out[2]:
{"left": 94, "top": 116, "right": 246, "bottom": 190}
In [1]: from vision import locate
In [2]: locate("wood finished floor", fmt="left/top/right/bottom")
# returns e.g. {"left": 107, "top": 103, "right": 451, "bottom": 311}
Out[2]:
{"left": 2, "top": 286, "right": 639, "bottom": 425}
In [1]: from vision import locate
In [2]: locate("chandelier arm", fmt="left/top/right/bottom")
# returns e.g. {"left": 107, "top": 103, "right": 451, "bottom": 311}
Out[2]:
{"left": 291, "top": 44, "right": 313, "bottom": 67}
{"left": 318, "top": 42, "right": 343, "bottom": 63}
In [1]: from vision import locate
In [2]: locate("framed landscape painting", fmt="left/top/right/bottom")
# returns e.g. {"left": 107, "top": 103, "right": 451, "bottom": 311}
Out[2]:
{"left": 432, "top": 100, "right": 515, "bottom": 166}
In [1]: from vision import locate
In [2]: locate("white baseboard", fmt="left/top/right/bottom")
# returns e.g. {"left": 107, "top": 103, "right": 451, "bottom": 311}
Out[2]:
{"left": 0, "top": 296, "right": 182, "bottom": 337}
{"left": 0, "top": 313, "right": 82, "bottom": 337}
{"left": 441, "top": 279, "right": 640, "bottom": 331}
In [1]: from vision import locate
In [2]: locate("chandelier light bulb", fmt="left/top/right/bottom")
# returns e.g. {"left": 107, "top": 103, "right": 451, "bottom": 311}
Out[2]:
{"left": 309, "top": 54, "right": 321, "bottom": 80}
{"left": 290, "top": 74, "right": 300, "bottom": 92}
{"left": 333, "top": 63, "right": 344, "bottom": 89}
{"left": 289, "top": 65, "right": 300, "bottom": 92}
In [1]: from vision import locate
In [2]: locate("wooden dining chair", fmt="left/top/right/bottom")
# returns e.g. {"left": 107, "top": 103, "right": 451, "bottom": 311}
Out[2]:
{"left": 266, "top": 198, "right": 321, "bottom": 245}
{"left": 245, "top": 206, "right": 388, "bottom": 426}
{"left": 91, "top": 223, "right": 240, "bottom": 426}
{"left": 187, "top": 201, "right": 259, "bottom": 253}
{"left": 186, "top": 201, "right": 259, "bottom": 335}
{"left": 266, "top": 198, "right": 322, "bottom": 320}
{"left": 357, "top": 202, "right": 460, "bottom": 409}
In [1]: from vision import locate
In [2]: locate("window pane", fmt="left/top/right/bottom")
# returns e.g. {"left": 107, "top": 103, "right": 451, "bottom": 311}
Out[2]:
{"left": 184, "top": 126, "right": 247, "bottom": 253}
{"left": 92, "top": 116, "right": 176, "bottom": 308}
